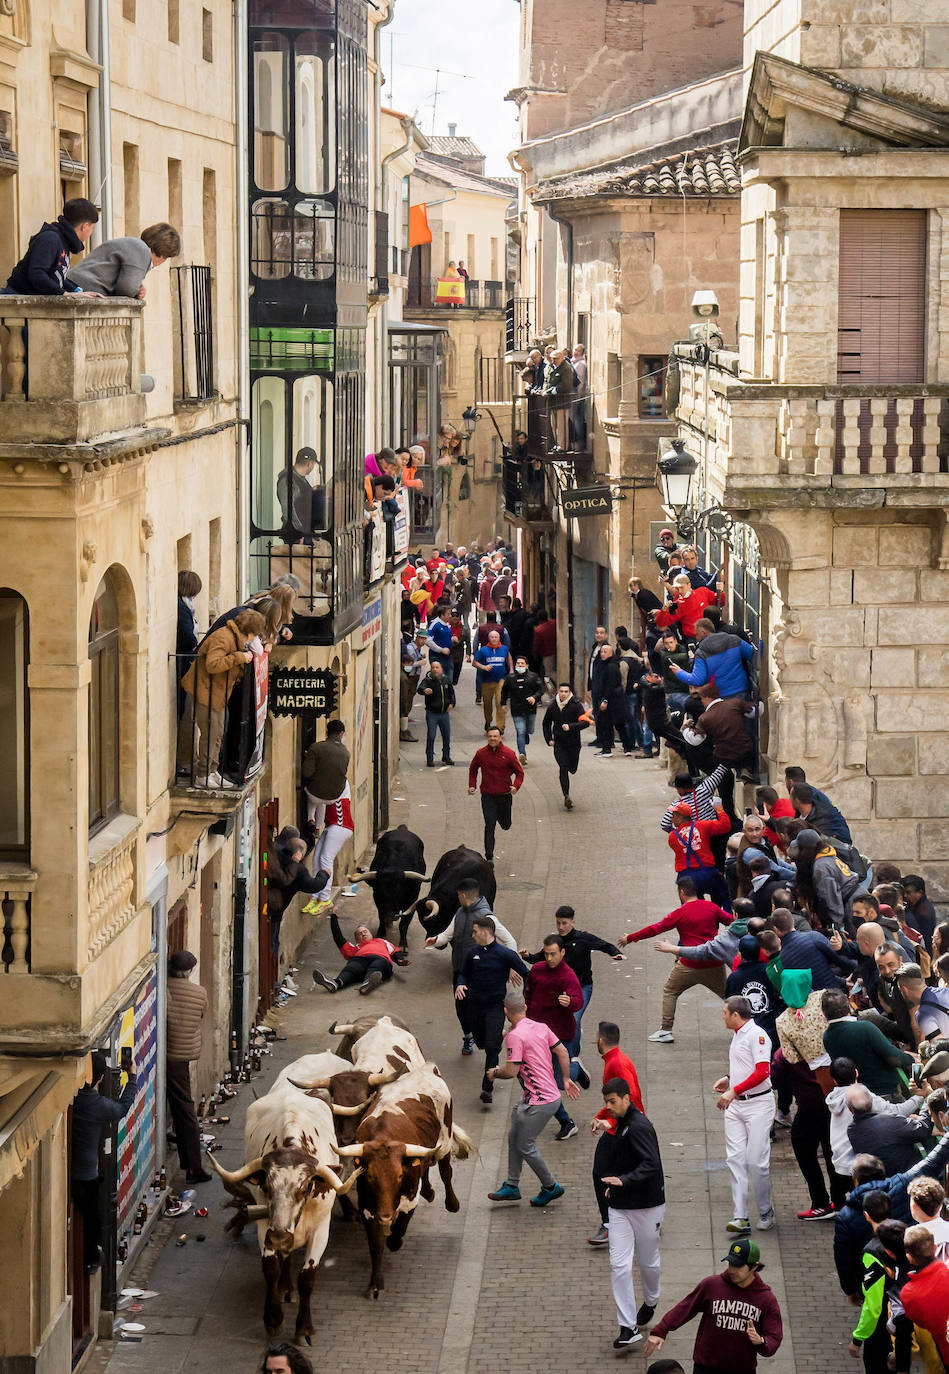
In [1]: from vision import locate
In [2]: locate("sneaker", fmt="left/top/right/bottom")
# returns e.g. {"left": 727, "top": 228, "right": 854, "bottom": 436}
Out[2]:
{"left": 442, "top": 757, "right": 455, "bottom": 766}
{"left": 757, "top": 1208, "right": 776, "bottom": 1231}
{"left": 359, "top": 969, "right": 384, "bottom": 996}
{"left": 624, "top": 751, "right": 634, "bottom": 758}
{"left": 595, "top": 751, "right": 613, "bottom": 759}
{"left": 636, "top": 1304, "right": 655, "bottom": 1327}
{"left": 488, "top": 1182, "right": 521, "bottom": 1202}
{"left": 518, "top": 753, "right": 527, "bottom": 764}
{"left": 726, "top": 1217, "right": 751, "bottom": 1234}
{"left": 612, "top": 1326, "right": 642, "bottom": 1349}
{"left": 479, "top": 1089, "right": 494, "bottom": 1104}
{"left": 461, "top": 1034, "right": 475, "bottom": 1056}
{"left": 426, "top": 759, "right": 436, "bottom": 768}
{"left": 797, "top": 1205, "right": 835, "bottom": 1221}
{"left": 774, "top": 1110, "right": 792, "bottom": 1129}
{"left": 399, "top": 731, "right": 417, "bottom": 742}
{"left": 302, "top": 897, "right": 334, "bottom": 916}
{"left": 564, "top": 796, "right": 573, "bottom": 810}
{"left": 311, "top": 968, "right": 338, "bottom": 993}
{"left": 572, "top": 1058, "right": 591, "bottom": 1091}
{"left": 587, "top": 1223, "right": 609, "bottom": 1247}
{"left": 530, "top": 1182, "right": 565, "bottom": 1207}
{"left": 647, "top": 1029, "right": 675, "bottom": 1043}
{"left": 554, "top": 1120, "right": 578, "bottom": 1141}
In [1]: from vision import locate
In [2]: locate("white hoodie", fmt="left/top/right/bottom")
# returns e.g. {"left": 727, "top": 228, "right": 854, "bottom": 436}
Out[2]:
{"left": 825, "top": 1084, "right": 921, "bottom": 1175}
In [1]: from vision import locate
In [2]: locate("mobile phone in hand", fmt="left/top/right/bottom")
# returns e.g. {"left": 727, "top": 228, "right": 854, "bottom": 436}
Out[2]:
{"left": 121, "top": 1046, "right": 133, "bottom": 1072}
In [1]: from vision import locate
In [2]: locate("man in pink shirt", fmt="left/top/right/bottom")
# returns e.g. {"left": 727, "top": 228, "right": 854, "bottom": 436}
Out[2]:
{"left": 486, "top": 990, "right": 580, "bottom": 1208}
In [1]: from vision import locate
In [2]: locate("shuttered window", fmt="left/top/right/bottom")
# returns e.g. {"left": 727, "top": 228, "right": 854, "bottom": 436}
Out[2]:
{"left": 837, "top": 209, "right": 927, "bottom": 384}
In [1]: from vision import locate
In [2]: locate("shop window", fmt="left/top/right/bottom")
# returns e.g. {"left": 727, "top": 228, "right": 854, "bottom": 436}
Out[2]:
{"left": 253, "top": 34, "right": 290, "bottom": 192}
{"left": 88, "top": 576, "right": 120, "bottom": 832}
{"left": 638, "top": 355, "right": 665, "bottom": 417}
{"left": 0, "top": 590, "right": 28, "bottom": 860}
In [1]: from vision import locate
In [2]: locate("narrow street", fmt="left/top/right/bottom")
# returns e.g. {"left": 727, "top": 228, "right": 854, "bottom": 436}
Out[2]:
{"left": 102, "top": 686, "right": 851, "bottom": 1374}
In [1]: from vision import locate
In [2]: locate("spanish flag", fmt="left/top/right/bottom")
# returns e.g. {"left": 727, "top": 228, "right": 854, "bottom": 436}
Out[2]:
{"left": 435, "top": 277, "right": 466, "bottom": 305}
{"left": 408, "top": 203, "right": 432, "bottom": 248}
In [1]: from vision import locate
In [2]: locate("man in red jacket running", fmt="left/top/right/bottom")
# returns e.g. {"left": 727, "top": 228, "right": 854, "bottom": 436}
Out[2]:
{"left": 588, "top": 1020, "right": 645, "bottom": 1246}
{"left": 623, "top": 875, "right": 732, "bottom": 1043}
{"left": 469, "top": 726, "right": 524, "bottom": 862}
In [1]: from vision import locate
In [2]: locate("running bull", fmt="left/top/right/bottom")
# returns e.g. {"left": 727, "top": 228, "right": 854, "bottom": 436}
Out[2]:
{"left": 346, "top": 824, "right": 426, "bottom": 949}
{"left": 403, "top": 844, "right": 497, "bottom": 940}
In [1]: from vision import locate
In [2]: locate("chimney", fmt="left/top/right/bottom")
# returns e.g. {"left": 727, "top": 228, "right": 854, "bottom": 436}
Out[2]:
{"left": 447, "top": 122, "right": 457, "bottom": 137}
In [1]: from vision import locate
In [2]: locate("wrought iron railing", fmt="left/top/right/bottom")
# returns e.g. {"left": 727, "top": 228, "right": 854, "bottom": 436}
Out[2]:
{"left": 505, "top": 296, "right": 534, "bottom": 353}
{"left": 173, "top": 264, "right": 215, "bottom": 401}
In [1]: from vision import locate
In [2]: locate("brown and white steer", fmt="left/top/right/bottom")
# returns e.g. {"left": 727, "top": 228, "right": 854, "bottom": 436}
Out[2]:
{"left": 281, "top": 1050, "right": 386, "bottom": 1149}
{"left": 334, "top": 1062, "right": 475, "bottom": 1299}
{"left": 333, "top": 1013, "right": 427, "bottom": 1083}
{"left": 208, "top": 1078, "right": 359, "bottom": 1341}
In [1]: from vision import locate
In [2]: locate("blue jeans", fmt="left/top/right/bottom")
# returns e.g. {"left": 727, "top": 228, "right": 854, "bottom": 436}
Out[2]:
{"left": 425, "top": 711, "right": 451, "bottom": 762}
{"left": 680, "top": 865, "right": 731, "bottom": 912}
{"left": 512, "top": 713, "right": 535, "bottom": 756}
{"left": 629, "top": 690, "right": 655, "bottom": 752}
{"left": 574, "top": 983, "right": 594, "bottom": 1039}
{"left": 552, "top": 1038, "right": 581, "bottom": 1126}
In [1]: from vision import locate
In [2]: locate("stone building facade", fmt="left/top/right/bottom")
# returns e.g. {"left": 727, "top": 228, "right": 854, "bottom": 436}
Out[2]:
{"left": 672, "top": 0, "right": 949, "bottom": 891}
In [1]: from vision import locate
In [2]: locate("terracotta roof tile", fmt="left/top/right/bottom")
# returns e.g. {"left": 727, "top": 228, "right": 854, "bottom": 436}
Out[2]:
{"left": 538, "top": 139, "right": 741, "bottom": 201}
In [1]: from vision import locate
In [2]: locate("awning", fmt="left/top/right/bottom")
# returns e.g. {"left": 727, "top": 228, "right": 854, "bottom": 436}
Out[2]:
{"left": 0, "top": 1064, "right": 82, "bottom": 1192}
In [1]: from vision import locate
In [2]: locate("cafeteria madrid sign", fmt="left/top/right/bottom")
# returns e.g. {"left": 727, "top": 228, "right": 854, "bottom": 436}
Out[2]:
{"left": 269, "top": 667, "right": 337, "bottom": 718}
{"left": 561, "top": 485, "right": 613, "bottom": 518}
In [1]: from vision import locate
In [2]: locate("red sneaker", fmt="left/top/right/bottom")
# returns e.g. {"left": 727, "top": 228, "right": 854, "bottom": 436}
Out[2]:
{"left": 796, "top": 1206, "right": 835, "bottom": 1221}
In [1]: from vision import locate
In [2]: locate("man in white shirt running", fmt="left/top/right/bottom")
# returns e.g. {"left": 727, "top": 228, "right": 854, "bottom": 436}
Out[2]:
{"left": 713, "top": 995, "right": 776, "bottom": 1237}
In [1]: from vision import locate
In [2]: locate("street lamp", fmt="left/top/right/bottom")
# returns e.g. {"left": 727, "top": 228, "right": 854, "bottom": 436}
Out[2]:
{"left": 657, "top": 437, "right": 698, "bottom": 516}
{"left": 461, "top": 405, "right": 481, "bottom": 439}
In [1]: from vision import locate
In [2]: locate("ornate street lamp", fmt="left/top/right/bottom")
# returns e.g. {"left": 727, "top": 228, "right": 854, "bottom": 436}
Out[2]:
{"left": 657, "top": 437, "right": 698, "bottom": 517}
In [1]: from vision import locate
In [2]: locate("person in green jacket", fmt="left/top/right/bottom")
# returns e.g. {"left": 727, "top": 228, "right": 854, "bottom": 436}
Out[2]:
{"left": 850, "top": 1193, "right": 905, "bottom": 1372}
{"left": 822, "top": 987, "right": 915, "bottom": 1100}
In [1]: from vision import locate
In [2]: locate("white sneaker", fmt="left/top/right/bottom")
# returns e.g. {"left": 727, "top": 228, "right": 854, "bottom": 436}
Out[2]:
{"left": 647, "top": 1029, "right": 674, "bottom": 1043}
{"left": 757, "top": 1208, "right": 776, "bottom": 1231}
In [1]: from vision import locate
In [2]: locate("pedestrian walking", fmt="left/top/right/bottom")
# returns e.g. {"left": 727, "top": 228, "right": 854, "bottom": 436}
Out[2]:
{"left": 473, "top": 630, "right": 512, "bottom": 732}
{"left": 426, "top": 878, "right": 518, "bottom": 1055}
{"left": 454, "top": 916, "right": 531, "bottom": 1104}
{"left": 542, "top": 683, "right": 589, "bottom": 808}
{"left": 522, "top": 904, "right": 625, "bottom": 1038}
{"left": 71, "top": 1051, "right": 138, "bottom": 1273}
{"left": 486, "top": 990, "right": 579, "bottom": 1207}
{"left": 592, "top": 1077, "right": 666, "bottom": 1350}
{"left": 166, "top": 950, "right": 211, "bottom": 1184}
{"left": 588, "top": 1022, "right": 645, "bottom": 1246}
{"left": 642, "top": 1237, "right": 783, "bottom": 1371}
{"left": 525, "top": 933, "right": 587, "bottom": 1139}
{"left": 714, "top": 996, "right": 776, "bottom": 1236}
{"left": 592, "top": 644, "right": 635, "bottom": 757}
{"left": 468, "top": 726, "right": 524, "bottom": 863}
{"left": 500, "top": 654, "right": 544, "bottom": 764}
{"left": 417, "top": 658, "right": 455, "bottom": 766}
{"left": 311, "top": 909, "right": 406, "bottom": 994}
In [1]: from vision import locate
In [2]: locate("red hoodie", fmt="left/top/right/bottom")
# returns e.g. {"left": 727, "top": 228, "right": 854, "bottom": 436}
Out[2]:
{"left": 667, "top": 809, "right": 731, "bottom": 872}
{"left": 595, "top": 1045, "right": 645, "bottom": 1128}
{"left": 651, "top": 1270, "right": 783, "bottom": 1372}
{"left": 901, "top": 1260, "right": 949, "bottom": 1366}
{"left": 623, "top": 899, "right": 732, "bottom": 970}
{"left": 525, "top": 959, "right": 584, "bottom": 1044}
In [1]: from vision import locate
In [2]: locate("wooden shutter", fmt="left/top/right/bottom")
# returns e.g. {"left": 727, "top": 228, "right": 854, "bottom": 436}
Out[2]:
{"left": 837, "top": 209, "right": 926, "bottom": 384}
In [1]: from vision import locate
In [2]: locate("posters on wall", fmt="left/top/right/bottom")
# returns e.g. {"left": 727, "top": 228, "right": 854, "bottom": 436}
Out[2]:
{"left": 115, "top": 970, "right": 158, "bottom": 1234}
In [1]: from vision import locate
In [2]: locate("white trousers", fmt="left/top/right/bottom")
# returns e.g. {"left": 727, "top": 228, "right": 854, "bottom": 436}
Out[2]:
{"left": 723, "top": 1092, "right": 775, "bottom": 1220}
{"left": 304, "top": 789, "right": 341, "bottom": 825}
{"left": 311, "top": 824, "right": 350, "bottom": 882}
{"left": 607, "top": 1203, "right": 665, "bottom": 1328}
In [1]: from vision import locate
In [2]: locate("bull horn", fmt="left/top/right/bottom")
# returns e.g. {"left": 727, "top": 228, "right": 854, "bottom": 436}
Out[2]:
{"left": 207, "top": 1153, "right": 266, "bottom": 1188}
{"left": 402, "top": 871, "right": 429, "bottom": 883}
{"left": 331, "top": 1099, "right": 371, "bottom": 1117}
{"left": 367, "top": 1066, "right": 399, "bottom": 1087}
{"left": 334, "top": 1143, "right": 365, "bottom": 1158}
{"left": 329, "top": 1021, "right": 355, "bottom": 1036}
{"left": 404, "top": 1144, "right": 436, "bottom": 1159}
{"left": 423, "top": 899, "right": 440, "bottom": 920}
{"left": 314, "top": 1162, "right": 362, "bottom": 1194}
{"left": 242, "top": 1205, "right": 269, "bottom": 1222}
{"left": 347, "top": 870, "right": 377, "bottom": 883}
{"left": 287, "top": 1075, "right": 332, "bottom": 1092}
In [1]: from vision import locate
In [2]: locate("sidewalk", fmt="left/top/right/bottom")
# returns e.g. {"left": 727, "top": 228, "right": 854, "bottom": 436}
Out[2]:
{"left": 97, "top": 683, "right": 852, "bottom": 1374}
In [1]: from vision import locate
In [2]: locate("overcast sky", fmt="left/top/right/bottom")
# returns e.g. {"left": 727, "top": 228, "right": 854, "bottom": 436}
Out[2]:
{"left": 385, "top": 0, "right": 521, "bottom": 176}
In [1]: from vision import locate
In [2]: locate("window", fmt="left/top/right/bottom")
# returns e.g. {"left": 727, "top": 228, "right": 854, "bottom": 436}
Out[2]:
{"left": 122, "top": 0, "right": 135, "bottom": 20}
{"left": 606, "top": 352, "right": 622, "bottom": 418}
{"left": 838, "top": 209, "right": 926, "bottom": 384}
{"left": 123, "top": 143, "right": 139, "bottom": 236}
{"left": 295, "top": 38, "right": 335, "bottom": 195}
{"left": 466, "top": 234, "right": 475, "bottom": 278}
{"left": 400, "top": 176, "right": 410, "bottom": 255}
{"left": 251, "top": 198, "right": 334, "bottom": 280}
{"left": 202, "top": 8, "right": 213, "bottom": 62}
{"left": 88, "top": 576, "right": 120, "bottom": 832}
{"left": 253, "top": 34, "right": 290, "bottom": 191}
{"left": 168, "top": 157, "right": 182, "bottom": 230}
{"left": 0, "top": 591, "right": 28, "bottom": 860}
{"left": 638, "top": 355, "right": 665, "bottom": 418}
{"left": 168, "top": 0, "right": 179, "bottom": 44}
{"left": 251, "top": 375, "right": 334, "bottom": 536}
{"left": 208, "top": 518, "right": 222, "bottom": 618}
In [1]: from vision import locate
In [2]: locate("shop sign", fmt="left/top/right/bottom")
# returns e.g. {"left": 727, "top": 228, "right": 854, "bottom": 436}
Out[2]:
{"left": 360, "top": 594, "right": 382, "bottom": 648}
{"left": 561, "top": 485, "right": 613, "bottom": 518}
{"left": 269, "top": 666, "right": 337, "bottom": 717}
{"left": 393, "top": 487, "right": 409, "bottom": 561}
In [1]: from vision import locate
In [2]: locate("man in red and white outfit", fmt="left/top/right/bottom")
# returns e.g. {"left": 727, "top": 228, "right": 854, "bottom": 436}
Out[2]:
{"left": 713, "top": 995, "right": 776, "bottom": 1237}
{"left": 309, "top": 781, "right": 354, "bottom": 891}
{"left": 311, "top": 909, "right": 406, "bottom": 995}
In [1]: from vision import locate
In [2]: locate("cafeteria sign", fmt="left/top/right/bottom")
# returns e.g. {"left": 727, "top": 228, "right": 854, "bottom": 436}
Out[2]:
{"left": 561, "top": 485, "right": 613, "bottom": 518}
{"left": 270, "top": 667, "right": 337, "bottom": 718}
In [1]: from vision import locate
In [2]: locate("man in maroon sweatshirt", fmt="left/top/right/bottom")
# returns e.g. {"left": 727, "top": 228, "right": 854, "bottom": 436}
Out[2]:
{"left": 468, "top": 725, "right": 524, "bottom": 862}
{"left": 643, "top": 1237, "right": 783, "bottom": 1372}
{"left": 526, "top": 934, "right": 586, "bottom": 1140}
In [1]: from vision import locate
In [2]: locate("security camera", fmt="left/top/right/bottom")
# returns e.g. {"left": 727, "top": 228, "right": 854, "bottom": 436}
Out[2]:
{"left": 691, "top": 290, "right": 719, "bottom": 320}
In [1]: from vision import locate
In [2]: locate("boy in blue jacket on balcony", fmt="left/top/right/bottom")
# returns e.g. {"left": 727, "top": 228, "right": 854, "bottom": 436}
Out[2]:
{"left": 3, "top": 198, "right": 100, "bottom": 295}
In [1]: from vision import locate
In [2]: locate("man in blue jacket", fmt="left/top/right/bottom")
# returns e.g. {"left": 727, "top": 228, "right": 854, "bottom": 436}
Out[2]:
{"left": 455, "top": 915, "right": 531, "bottom": 1104}
{"left": 670, "top": 619, "right": 754, "bottom": 700}
{"left": 425, "top": 602, "right": 454, "bottom": 670}
{"left": 71, "top": 1051, "right": 138, "bottom": 1273}
{"left": 3, "top": 198, "right": 100, "bottom": 295}
{"left": 785, "top": 765, "right": 852, "bottom": 844}
{"left": 473, "top": 630, "right": 513, "bottom": 733}
{"left": 772, "top": 909, "right": 856, "bottom": 990}
{"left": 834, "top": 1095, "right": 949, "bottom": 1298}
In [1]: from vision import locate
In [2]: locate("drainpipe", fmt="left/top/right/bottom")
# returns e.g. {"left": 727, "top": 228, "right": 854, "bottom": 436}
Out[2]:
{"left": 235, "top": 0, "right": 250, "bottom": 597}
{"left": 545, "top": 201, "right": 575, "bottom": 680}
{"left": 86, "top": 0, "right": 114, "bottom": 240}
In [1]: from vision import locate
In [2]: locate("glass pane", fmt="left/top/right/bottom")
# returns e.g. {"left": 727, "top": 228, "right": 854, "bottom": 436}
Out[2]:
{"left": 89, "top": 655, "right": 101, "bottom": 823}
{"left": 89, "top": 576, "right": 119, "bottom": 642}
{"left": 292, "top": 199, "right": 335, "bottom": 280}
{"left": 252, "top": 198, "right": 292, "bottom": 279}
{"left": 0, "top": 594, "right": 27, "bottom": 849}
{"left": 292, "top": 375, "right": 333, "bottom": 533}
{"left": 638, "top": 356, "right": 665, "bottom": 417}
{"left": 252, "top": 375, "right": 287, "bottom": 531}
{"left": 251, "top": 534, "right": 332, "bottom": 618}
{"left": 253, "top": 34, "right": 290, "bottom": 192}
{"left": 294, "top": 36, "right": 335, "bottom": 194}
{"left": 101, "top": 643, "right": 119, "bottom": 817}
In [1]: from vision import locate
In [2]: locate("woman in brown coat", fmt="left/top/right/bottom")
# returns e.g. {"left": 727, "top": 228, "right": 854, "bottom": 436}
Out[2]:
{"left": 181, "top": 609, "right": 265, "bottom": 785}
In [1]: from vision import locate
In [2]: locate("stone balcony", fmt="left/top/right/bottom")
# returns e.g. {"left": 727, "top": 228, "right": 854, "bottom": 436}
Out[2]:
{"left": 0, "top": 295, "right": 167, "bottom": 466}
{"left": 674, "top": 348, "right": 949, "bottom": 515}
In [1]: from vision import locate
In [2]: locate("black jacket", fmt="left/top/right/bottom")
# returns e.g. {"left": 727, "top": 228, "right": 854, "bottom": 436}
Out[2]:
{"left": 848, "top": 1107, "right": 931, "bottom": 1176}
{"left": 593, "top": 1106, "right": 665, "bottom": 1210}
{"left": 6, "top": 217, "right": 85, "bottom": 295}
{"left": 417, "top": 672, "right": 455, "bottom": 713}
{"left": 542, "top": 696, "right": 588, "bottom": 761}
{"left": 526, "top": 927, "right": 621, "bottom": 987}
{"left": 266, "top": 841, "right": 329, "bottom": 917}
{"left": 595, "top": 658, "right": 628, "bottom": 723}
{"left": 501, "top": 669, "right": 545, "bottom": 716}
{"left": 71, "top": 1075, "right": 138, "bottom": 1181}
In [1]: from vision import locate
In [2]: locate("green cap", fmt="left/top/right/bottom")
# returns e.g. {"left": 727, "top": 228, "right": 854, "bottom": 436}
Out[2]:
{"left": 779, "top": 967, "right": 813, "bottom": 1009}
{"left": 722, "top": 1237, "right": 762, "bottom": 1267}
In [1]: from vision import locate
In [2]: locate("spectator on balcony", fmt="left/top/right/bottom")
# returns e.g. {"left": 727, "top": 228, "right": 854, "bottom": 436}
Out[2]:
{"left": 520, "top": 350, "right": 544, "bottom": 393}
{"left": 456, "top": 259, "right": 469, "bottom": 284}
{"left": 653, "top": 529, "right": 680, "bottom": 576}
{"left": 571, "top": 344, "right": 588, "bottom": 452}
{"left": 181, "top": 607, "right": 266, "bottom": 787}
{"left": 65, "top": 222, "right": 181, "bottom": 299}
{"left": 247, "top": 583, "right": 295, "bottom": 646}
{"left": 365, "top": 446, "right": 398, "bottom": 481}
{"left": 398, "top": 446, "right": 424, "bottom": 492}
{"left": 3, "top": 197, "right": 99, "bottom": 296}
{"left": 277, "top": 447, "right": 319, "bottom": 543}
{"left": 438, "top": 423, "right": 462, "bottom": 465}
{"left": 176, "top": 569, "right": 202, "bottom": 773}
{"left": 365, "top": 472, "right": 398, "bottom": 523}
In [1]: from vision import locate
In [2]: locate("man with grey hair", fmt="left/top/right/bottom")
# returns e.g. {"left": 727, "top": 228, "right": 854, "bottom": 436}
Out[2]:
{"left": 486, "top": 989, "right": 579, "bottom": 1208}
{"left": 846, "top": 1080, "right": 930, "bottom": 1175}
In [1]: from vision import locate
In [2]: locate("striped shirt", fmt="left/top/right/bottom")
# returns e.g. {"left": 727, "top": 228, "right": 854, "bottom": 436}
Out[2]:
{"left": 660, "top": 764, "right": 727, "bottom": 832}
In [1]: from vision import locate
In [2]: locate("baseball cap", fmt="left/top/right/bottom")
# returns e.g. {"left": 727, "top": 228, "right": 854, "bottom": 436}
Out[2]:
{"left": 722, "top": 1237, "right": 762, "bottom": 1267}
{"left": 738, "top": 934, "right": 761, "bottom": 962}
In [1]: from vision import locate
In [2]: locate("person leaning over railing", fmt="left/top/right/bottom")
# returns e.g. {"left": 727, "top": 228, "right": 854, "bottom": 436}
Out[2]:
{"left": 66, "top": 222, "right": 181, "bottom": 300}
{"left": 180, "top": 608, "right": 266, "bottom": 787}
{"left": 2, "top": 197, "right": 100, "bottom": 296}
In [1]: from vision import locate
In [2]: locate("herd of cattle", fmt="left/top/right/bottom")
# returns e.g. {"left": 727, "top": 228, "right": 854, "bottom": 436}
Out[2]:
{"left": 208, "top": 1013, "right": 475, "bottom": 1341}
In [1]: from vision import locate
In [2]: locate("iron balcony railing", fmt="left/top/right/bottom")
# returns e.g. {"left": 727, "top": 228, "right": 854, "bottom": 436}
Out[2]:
{"left": 407, "top": 277, "right": 506, "bottom": 311}
{"left": 174, "top": 654, "right": 267, "bottom": 790}
{"left": 172, "top": 264, "right": 215, "bottom": 402}
{"left": 505, "top": 296, "right": 534, "bottom": 354}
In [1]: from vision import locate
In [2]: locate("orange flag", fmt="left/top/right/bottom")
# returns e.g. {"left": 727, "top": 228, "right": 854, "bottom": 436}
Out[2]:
{"left": 408, "top": 203, "right": 432, "bottom": 248}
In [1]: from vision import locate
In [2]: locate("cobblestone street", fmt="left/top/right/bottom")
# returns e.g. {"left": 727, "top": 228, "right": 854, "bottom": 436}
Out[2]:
{"left": 103, "top": 689, "right": 853, "bottom": 1374}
